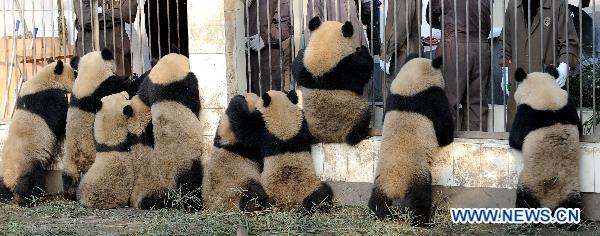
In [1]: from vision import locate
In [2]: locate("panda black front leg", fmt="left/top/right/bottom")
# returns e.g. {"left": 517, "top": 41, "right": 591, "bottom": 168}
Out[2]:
{"left": 345, "top": 110, "right": 371, "bottom": 146}
{"left": 368, "top": 184, "right": 394, "bottom": 219}
{"left": 239, "top": 179, "right": 268, "bottom": 212}
{"left": 13, "top": 160, "right": 46, "bottom": 206}
{"left": 302, "top": 183, "right": 334, "bottom": 214}
{"left": 402, "top": 174, "right": 433, "bottom": 227}
{"left": 368, "top": 175, "right": 432, "bottom": 227}
{"left": 515, "top": 185, "right": 541, "bottom": 208}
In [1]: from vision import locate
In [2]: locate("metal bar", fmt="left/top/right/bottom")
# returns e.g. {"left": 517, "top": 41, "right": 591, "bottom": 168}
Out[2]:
{"left": 417, "top": 0, "right": 420, "bottom": 57}
{"left": 102, "top": 0, "right": 107, "bottom": 49}
{"left": 256, "top": 0, "right": 262, "bottom": 94}
{"left": 454, "top": 0, "right": 459, "bottom": 131}
{"left": 489, "top": 0, "right": 494, "bottom": 132}
{"left": 156, "top": 0, "right": 161, "bottom": 57}
{"left": 288, "top": 0, "right": 295, "bottom": 89}
{"left": 119, "top": 0, "right": 126, "bottom": 74}
{"left": 42, "top": 0, "right": 48, "bottom": 64}
{"left": 245, "top": 0, "right": 252, "bottom": 92}
{"left": 466, "top": 1, "right": 470, "bottom": 131}
{"left": 579, "top": 0, "right": 583, "bottom": 120}
{"left": 111, "top": 0, "right": 117, "bottom": 71}
{"left": 176, "top": 0, "right": 180, "bottom": 51}
{"left": 167, "top": 0, "right": 171, "bottom": 53}
{"left": 429, "top": 0, "right": 433, "bottom": 58}
{"left": 478, "top": 0, "right": 482, "bottom": 131}
{"left": 146, "top": 0, "right": 152, "bottom": 59}
{"left": 32, "top": 0, "right": 37, "bottom": 74}
{"left": 277, "top": 0, "right": 283, "bottom": 90}
{"left": 267, "top": 0, "right": 272, "bottom": 90}
{"left": 2, "top": 0, "right": 11, "bottom": 118}
{"left": 593, "top": 0, "right": 598, "bottom": 138}
{"left": 552, "top": 0, "right": 556, "bottom": 65}
{"left": 526, "top": 0, "right": 530, "bottom": 72}
{"left": 138, "top": 0, "right": 143, "bottom": 72}
{"left": 52, "top": 0, "right": 56, "bottom": 57}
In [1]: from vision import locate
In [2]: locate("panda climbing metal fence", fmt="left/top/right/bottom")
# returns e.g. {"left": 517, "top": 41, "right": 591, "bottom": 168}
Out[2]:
{"left": 0, "top": 0, "right": 188, "bottom": 122}
{"left": 235, "top": 0, "right": 599, "bottom": 143}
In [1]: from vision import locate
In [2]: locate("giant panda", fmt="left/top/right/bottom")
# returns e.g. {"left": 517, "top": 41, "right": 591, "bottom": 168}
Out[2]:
{"left": 63, "top": 48, "right": 136, "bottom": 200}
{"left": 227, "top": 90, "right": 333, "bottom": 212}
{"left": 202, "top": 93, "right": 267, "bottom": 212}
{"left": 509, "top": 67, "right": 583, "bottom": 212}
{"left": 135, "top": 53, "right": 203, "bottom": 210}
{"left": 77, "top": 92, "right": 136, "bottom": 209}
{"left": 368, "top": 56, "right": 454, "bottom": 226}
{"left": 1, "top": 60, "right": 77, "bottom": 206}
{"left": 292, "top": 17, "right": 374, "bottom": 145}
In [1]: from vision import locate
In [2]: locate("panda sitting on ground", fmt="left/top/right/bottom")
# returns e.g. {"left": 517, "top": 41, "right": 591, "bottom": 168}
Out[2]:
{"left": 509, "top": 67, "right": 583, "bottom": 212}
{"left": 63, "top": 48, "right": 138, "bottom": 200}
{"left": 292, "top": 17, "right": 374, "bottom": 145}
{"left": 368, "top": 56, "right": 454, "bottom": 226}
{"left": 135, "top": 53, "right": 204, "bottom": 210}
{"left": 202, "top": 93, "right": 267, "bottom": 212}
{"left": 0, "top": 60, "right": 77, "bottom": 206}
{"left": 78, "top": 92, "right": 136, "bottom": 209}
{"left": 227, "top": 90, "right": 333, "bottom": 212}
{"left": 77, "top": 70, "right": 156, "bottom": 209}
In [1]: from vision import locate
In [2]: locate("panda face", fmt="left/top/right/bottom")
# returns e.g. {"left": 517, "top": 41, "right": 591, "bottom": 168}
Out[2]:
{"left": 94, "top": 92, "right": 133, "bottom": 146}
{"left": 256, "top": 90, "right": 302, "bottom": 141}
{"left": 217, "top": 93, "right": 259, "bottom": 146}
{"left": 304, "top": 17, "right": 356, "bottom": 77}
{"left": 73, "top": 49, "right": 117, "bottom": 98}
{"left": 514, "top": 69, "right": 568, "bottom": 111}
{"left": 390, "top": 57, "right": 444, "bottom": 96}
{"left": 148, "top": 53, "right": 190, "bottom": 85}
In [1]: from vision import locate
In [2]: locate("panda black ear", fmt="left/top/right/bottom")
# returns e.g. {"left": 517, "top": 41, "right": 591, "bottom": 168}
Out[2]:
{"left": 101, "top": 48, "right": 114, "bottom": 61}
{"left": 309, "top": 17, "right": 322, "bottom": 32}
{"left": 287, "top": 90, "right": 298, "bottom": 105}
{"left": 515, "top": 68, "right": 528, "bottom": 83}
{"left": 432, "top": 56, "right": 443, "bottom": 69}
{"left": 545, "top": 65, "right": 559, "bottom": 79}
{"left": 123, "top": 105, "right": 134, "bottom": 117}
{"left": 342, "top": 21, "right": 354, "bottom": 38}
{"left": 70, "top": 56, "right": 80, "bottom": 70}
{"left": 150, "top": 58, "right": 159, "bottom": 68}
{"left": 54, "top": 60, "right": 64, "bottom": 75}
{"left": 262, "top": 93, "right": 272, "bottom": 108}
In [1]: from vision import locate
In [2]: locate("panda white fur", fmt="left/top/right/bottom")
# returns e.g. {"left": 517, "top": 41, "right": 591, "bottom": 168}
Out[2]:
{"left": 202, "top": 93, "right": 267, "bottom": 212}
{"left": 368, "top": 56, "right": 454, "bottom": 226}
{"left": 78, "top": 92, "right": 136, "bottom": 209}
{"left": 227, "top": 90, "right": 333, "bottom": 212}
{"left": 509, "top": 67, "right": 583, "bottom": 211}
{"left": 135, "top": 53, "right": 203, "bottom": 210}
{"left": 63, "top": 48, "right": 136, "bottom": 200}
{"left": 1, "top": 60, "right": 77, "bottom": 206}
{"left": 292, "top": 17, "right": 374, "bottom": 145}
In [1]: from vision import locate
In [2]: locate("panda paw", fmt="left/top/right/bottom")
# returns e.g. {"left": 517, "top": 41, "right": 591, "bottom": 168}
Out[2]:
{"left": 302, "top": 183, "right": 334, "bottom": 214}
{"left": 239, "top": 179, "right": 268, "bottom": 213}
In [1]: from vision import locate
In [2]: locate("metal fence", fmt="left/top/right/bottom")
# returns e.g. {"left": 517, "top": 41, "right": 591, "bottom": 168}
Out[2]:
{"left": 0, "top": 0, "right": 598, "bottom": 142}
{"left": 238, "top": 0, "right": 599, "bottom": 142}
{"left": 0, "top": 0, "right": 187, "bottom": 122}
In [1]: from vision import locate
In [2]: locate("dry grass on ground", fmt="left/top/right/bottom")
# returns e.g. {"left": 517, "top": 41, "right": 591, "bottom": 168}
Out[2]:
{"left": 1, "top": 200, "right": 599, "bottom": 235}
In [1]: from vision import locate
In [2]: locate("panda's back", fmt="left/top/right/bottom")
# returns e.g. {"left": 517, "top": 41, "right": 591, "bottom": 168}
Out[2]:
{"left": 521, "top": 123, "right": 580, "bottom": 178}
{"left": 301, "top": 88, "right": 368, "bottom": 143}
{"left": 520, "top": 124, "right": 580, "bottom": 208}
